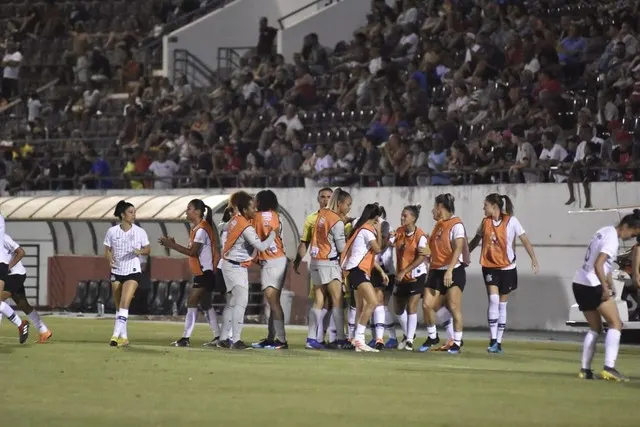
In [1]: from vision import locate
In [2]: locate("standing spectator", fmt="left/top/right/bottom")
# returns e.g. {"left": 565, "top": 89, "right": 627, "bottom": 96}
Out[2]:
{"left": 311, "top": 144, "right": 334, "bottom": 186}
{"left": 27, "top": 93, "right": 42, "bottom": 124}
{"left": 509, "top": 127, "right": 539, "bottom": 183}
{"left": 2, "top": 41, "right": 23, "bottom": 100}
{"left": 257, "top": 17, "right": 277, "bottom": 58}
{"left": 277, "top": 141, "right": 302, "bottom": 187}
{"left": 148, "top": 148, "right": 179, "bottom": 189}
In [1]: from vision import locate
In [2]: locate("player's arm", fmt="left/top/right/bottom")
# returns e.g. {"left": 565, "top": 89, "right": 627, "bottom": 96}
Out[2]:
{"left": 135, "top": 231, "right": 151, "bottom": 256}
{"left": 294, "top": 219, "right": 313, "bottom": 272}
{"left": 104, "top": 245, "right": 114, "bottom": 267}
{"left": 374, "top": 261, "right": 389, "bottom": 285}
{"left": 8, "top": 245, "right": 25, "bottom": 270}
{"left": 468, "top": 223, "right": 483, "bottom": 253}
{"left": 594, "top": 252, "right": 613, "bottom": 298}
{"left": 161, "top": 237, "right": 201, "bottom": 257}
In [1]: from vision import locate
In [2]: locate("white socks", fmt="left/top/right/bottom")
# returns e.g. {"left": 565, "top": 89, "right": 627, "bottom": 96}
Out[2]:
{"left": 0, "top": 301, "right": 21, "bottom": 326}
{"left": 453, "top": 331, "right": 463, "bottom": 346}
{"left": 407, "top": 313, "right": 417, "bottom": 342}
{"left": 206, "top": 308, "right": 220, "bottom": 338}
{"left": 184, "top": 307, "right": 197, "bottom": 338}
{"left": 332, "top": 307, "right": 345, "bottom": 341}
{"left": 604, "top": 329, "right": 621, "bottom": 369}
{"left": 397, "top": 310, "right": 408, "bottom": 337}
{"left": 113, "top": 308, "right": 129, "bottom": 338}
{"left": 221, "top": 304, "right": 233, "bottom": 341}
{"left": 497, "top": 302, "right": 507, "bottom": 343}
{"left": 28, "top": 310, "right": 48, "bottom": 333}
{"left": 373, "top": 305, "right": 385, "bottom": 341}
{"left": 347, "top": 306, "right": 356, "bottom": 340}
{"left": 426, "top": 324, "right": 437, "bottom": 340}
{"left": 355, "top": 323, "right": 366, "bottom": 343}
{"left": 308, "top": 308, "right": 322, "bottom": 340}
{"left": 487, "top": 294, "right": 499, "bottom": 340}
{"left": 328, "top": 313, "right": 336, "bottom": 342}
{"left": 436, "top": 307, "right": 454, "bottom": 340}
{"left": 317, "top": 308, "right": 328, "bottom": 342}
{"left": 582, "top": 329, "right": 598, "bottom": 370}
{"left": 273, "top": 319, "right": 286, "bottom": 342}
{"left": 384, "top": 306, "right": 396, "bottom": 339}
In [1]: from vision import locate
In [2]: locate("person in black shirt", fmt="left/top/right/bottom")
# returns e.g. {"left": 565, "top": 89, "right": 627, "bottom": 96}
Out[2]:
{"left": 257, "top": 17, "right": 277, "bottom": 58}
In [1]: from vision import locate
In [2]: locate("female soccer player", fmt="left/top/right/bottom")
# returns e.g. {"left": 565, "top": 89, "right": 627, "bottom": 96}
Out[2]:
{"left": 104, "top": 200, "right": 150, "bottom": 347}
{"left": 220, "top": 191, "right": 277, "bottom": 349}
{"left": 216, "top": 205, "right": 236, "bottom": 347}
{"left": 420, "top": 194, "right": 469, "bottom": 354}
{"left": 160, "top": 199, "right": 221, "bottom": 348}
{"left": 306, "top": 188, "right": 351, "bottom": 350}
{"left": 468, "top": 193, "right": 539, "bottom": 353}
{"left": 393, "top": 204, "right": 428, "bottom": 351}
{"left": 251, "top": 190, "right": 289, "bottom": 349}
{"left": 0, "top": 214, "right": 29, "bottom": 343}
{"left": 341, "top": 203, "right": 383, "bottom": 352}
{"left": 0, "top": 234, "right": 47, "bottom": 342}
{"left": 572, "top": 210, "right": 640, "bottom": 382}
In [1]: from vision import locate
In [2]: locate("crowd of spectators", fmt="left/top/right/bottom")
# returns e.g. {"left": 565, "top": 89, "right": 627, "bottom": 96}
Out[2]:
{"left": 1, "top": 0, "right": 640, "bottom": 203}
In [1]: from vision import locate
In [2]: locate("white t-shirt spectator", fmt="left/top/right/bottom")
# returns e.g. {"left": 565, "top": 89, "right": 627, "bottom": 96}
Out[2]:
{"left": 314, "top": 154, "right": 334, "bottom": 185}
{"left": 27, "top": 97, "right": 42, "bottom": 122}
{"left": 148, "top": 159, "right": 179, "bottom": 189}
{"left": 274, "top": 114, "right": 304, "bottom": 132}
{"left": 83, "top": 89, "right": 101, "bottom": 109}
{"left": 399, "top": 33, "right": 419, "bottom": 58}
{"left": 2, "top": 51, "right": 23, "bottom": 79}
{"left": 397, "top": 8, "right": 418, "bottom": 25}
{"left": 242, "top": 80, "right": 262, "bottom": 103}
{"left": 516, "top": 141, "right": 539, "bottom": 182}
{"left": 539, "top": 143, "right": 568, "bottom": 163}
{"left": 369, "top": 57, "right": 382, "bottom": 75}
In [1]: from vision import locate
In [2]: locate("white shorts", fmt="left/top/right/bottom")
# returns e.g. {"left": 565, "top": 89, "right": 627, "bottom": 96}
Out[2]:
{"left": 221, "top": 259, "right": 248, "bottom": 292}
{"left": 310, "top": 262, "right": 343, "bottom": 286}
{"left": 261, "top": 257, "right": 288, "bottom": 291}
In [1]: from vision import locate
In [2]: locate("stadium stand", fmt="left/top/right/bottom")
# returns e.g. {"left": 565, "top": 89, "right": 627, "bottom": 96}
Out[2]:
{"left": 1, "top": 0, "right": 639, "bottom": 197}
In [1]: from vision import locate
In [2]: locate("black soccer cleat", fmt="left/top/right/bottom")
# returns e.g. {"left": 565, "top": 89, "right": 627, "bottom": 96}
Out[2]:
{"left": 18, "top": 320, "right": 29, "bottom": 344}
{"left": 270, "top": 339, "right": 289, "bottom": 350}
{"left": 171, "top": 337, "right": 190, "bottom": 347}
{"left": 231, "top": 340, "right": 250, "bottom": 350}
{"left": 374, "top": 341, "right": 385, "bottom": 351}
{"left": 578, "top": 369, "right": 594, "bottom": 380}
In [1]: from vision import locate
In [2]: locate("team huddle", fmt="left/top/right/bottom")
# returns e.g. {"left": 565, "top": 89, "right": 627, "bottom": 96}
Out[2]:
{"left": 2, "top": 187, "right": 638, "bottom": 382}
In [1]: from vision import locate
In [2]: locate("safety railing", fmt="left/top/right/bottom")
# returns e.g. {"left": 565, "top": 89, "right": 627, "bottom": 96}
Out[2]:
{"left": 277, "top": 0, "right": 340, "bottom": 29}
{"left": 172, "top": 49, "right": 219, "bottom": 87}
{"left": 217, "top": 47, "right": 254, "bottom": 80}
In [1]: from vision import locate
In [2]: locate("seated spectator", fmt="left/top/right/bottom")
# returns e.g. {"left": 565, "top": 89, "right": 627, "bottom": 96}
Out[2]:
{"left": 148, "top": 148, "right": 179, "bottom": 189}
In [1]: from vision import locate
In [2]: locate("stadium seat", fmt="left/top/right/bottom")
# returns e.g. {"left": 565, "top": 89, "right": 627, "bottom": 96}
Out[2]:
{"left": 85, "top": 280, "right": 101, "bottom": 313}
{"left": 149, "top": 280, "right": 169, "bottom": 315}
{"left": 165, "top": 281, "right": 182, "bottom": 315}
{"left": 178, "top": 282, "right": 194, "bottom": 315}
{"left": 97, "top": 280, "right": 112, "bottom": 312}
{"left": 68, "top": 280, "right": 89, "bottom": 312}
{"left": 104, "top": 280, "right": 116, "bottom": 313}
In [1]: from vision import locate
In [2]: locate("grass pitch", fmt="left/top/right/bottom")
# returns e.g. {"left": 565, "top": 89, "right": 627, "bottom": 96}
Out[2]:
{"left": 1, "top": 317, "right": 639, "bottom": 427}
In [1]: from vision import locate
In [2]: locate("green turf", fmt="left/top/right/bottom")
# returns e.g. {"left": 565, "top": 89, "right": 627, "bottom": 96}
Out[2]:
{"left": 1, "top": 317, "right": 639, "bottom": 427}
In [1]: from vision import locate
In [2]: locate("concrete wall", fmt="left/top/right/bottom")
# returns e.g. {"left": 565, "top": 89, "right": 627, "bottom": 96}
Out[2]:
{"left": 8, "top": 182, "right": 640, "bottom": 330}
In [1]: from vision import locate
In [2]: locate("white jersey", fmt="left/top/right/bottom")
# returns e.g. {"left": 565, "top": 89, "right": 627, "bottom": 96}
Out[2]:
{"left": 341, "top": 228, "right": 376, "bottom": 271}
{"left": 3, "top": 234, "right": 26, "bottom": 275}
{"left": 0, "top": 214, "right": 5, "bottom": 265}
{"left": 573, "top": 226, "right": 619, "bottom": 287}
{"left": 193, "top": 227, "right": 214, "bottom": 271}
{"left": 104, "top": 224, "right": 150, "bottom": 275}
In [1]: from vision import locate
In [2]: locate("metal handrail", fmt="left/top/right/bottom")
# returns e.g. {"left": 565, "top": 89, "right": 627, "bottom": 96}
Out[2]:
{"left": 0, "top": 78, "right": 59, "bottom": 115}
{"left": 277, "top": 0, "right": 338, "bottom": 30}
{"left": 172, "top": 49, "right": 218, "bottom": 86}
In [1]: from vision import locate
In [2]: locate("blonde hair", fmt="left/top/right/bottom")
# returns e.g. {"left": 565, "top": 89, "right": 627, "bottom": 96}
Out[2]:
{"left": 327, "top": 188, "right": 351, "bottom": 212}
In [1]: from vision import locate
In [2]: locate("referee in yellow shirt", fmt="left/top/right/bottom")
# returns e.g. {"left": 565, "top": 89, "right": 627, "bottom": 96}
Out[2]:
{"left": 294, "top": 187, "right": 333, "bottom": 344}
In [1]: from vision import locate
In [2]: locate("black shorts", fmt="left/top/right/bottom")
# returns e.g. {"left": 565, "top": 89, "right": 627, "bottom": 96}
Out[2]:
{"left": 371, "top": 269, "right": 396, "bottom": 292}
{"left": 572, "top": 283, "right": 603, "bottom": 312}
{"left": 394, "top": 274, "right": 427, "bottom": 297}
{"left": 111, "top": 273, "right": 142, "bottom": 284}
{"left": 4, "top": 274, "right": 26, "bottom": 296}
{"left": 426, "top": 266, "right": 466, "bottom": 294}
{"left": 482, "top": 267, "right": 518, "bottom": 295}
{"left": 0, "top": 263, "right": 8, "bottom": 282}
{"left": 348, "top": 267, "right": 371, "bottom": 290}
{"left": 214, "top": 269, "right": 227, "bottom": 293}
{"left": 193, "top": 270, "right": 215, "bottom": 292}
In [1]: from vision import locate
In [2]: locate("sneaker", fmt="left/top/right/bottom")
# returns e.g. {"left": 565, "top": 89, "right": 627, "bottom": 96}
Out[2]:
{"left": 418, "top": 336, "right": 440, "bottom": 352}
{"left": 18, "top": 320, "right": 29, "bottom": 344}
{"left": 385, "top": 338, "right": 398, "bottom": 349}
{"left": 305, "top": 338, "right": 325, "bottom": 349}
{"left": 600, "top": 366, "right": 629, "bottom": 382}
{"left": 231, "top": 340, "right": 250, "bottom": 350}
{"left": 405, "top": 340, "right": 414, "bottom": 351}
{"left": 269, "top": 339, "right": 289, "bottom": 350}
{"left": 326, "top": 340, "right": 346, "bottom": 350}
{"left": 367, "top": 338, "right": 376, "bottom": 348}
{"left": 447, "top": 342, "right": 463, "bottom": 354}
{"left": 117, "top": 338, "right": 129, "bottom": 347}
{"left": 342, "top": 340, "right": 355, "bottom": 350}
{"left": 217, "top": 339, "right": 232, "bottom": 348}
{"left": 354, "top": 339, "right": 379, "bottom": 352}
{"left": 37, "top": 330, "right": 52, "bottom": 344}
{"left": 578, "top": 369, "right": 594, "bottom": 380}
{"left": 109, "top": 336, "right": 119, "bottom": 347}
{"left": 251, "top": 338, "right": 273, "bottom": 349}
{"left": 436, "top": 338, "right": 454, "bottom": 351}
{"left": 202, "top": 337, "right": 220, "bottom": 347}
{"left": 374, "top": 340, "right": 385, "bottom": 350}
{"left": 487, "top": 342, "right": 502, "bottom": 354}
{"left": 486, "top": 339, "right": 497, "bottom": 352}
{"left": 171, "top": 337, "right": 190, "bottom": 347}
{"left": 397, "top": 335, "right": 408, "bottom": 350}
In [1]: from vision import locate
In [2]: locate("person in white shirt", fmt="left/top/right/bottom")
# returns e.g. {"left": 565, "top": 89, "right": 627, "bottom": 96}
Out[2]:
{"left": 274, "top": 104, "right": 304, "bottom": 134}
{"left": 572, "top": 210, "right": 640, "bottom": 382}
{"left": 2, "top": 42, "right": 22, "bottom": 99}
{"left": 0, "top": 234, "right": 51, "bottom": 343}
{"left": 312, "top": 144, "right": 334, "bottom": 185}
{"left": 468, "top": 194, "right": 539, "bottom": 354}
{"left": 0, "top": 215, "right": 30, "bottom": 344}
{"left": 27, "top": 93, "right": 42, "bottom": 123}
{"left": 396, "top": 0, "right": 418, "bottom": 25}
{"left": 104, "top": 201, "right": 151, "bottom": 348}
{"left": 161, "top": 199, "right": 221, "bottom": 348}
{"left": 148, "top": 149, "right": 179, "bottom": 189}
{"left": 341, "top": 204, "right": 383, "bottom": 352}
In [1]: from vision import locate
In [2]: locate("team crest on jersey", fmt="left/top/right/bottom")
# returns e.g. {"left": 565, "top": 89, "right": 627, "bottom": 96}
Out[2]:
{"left": 435, "top": 227, "right": 443, "bottom": 239}
{"left": 489, "top": 231, "right": 498, "bottom": 245}
{"left": 485, "top": 274, "right": 493, "bottom": 282}
{"left": 317, "top": 217, "right": 326, "bottom": 227}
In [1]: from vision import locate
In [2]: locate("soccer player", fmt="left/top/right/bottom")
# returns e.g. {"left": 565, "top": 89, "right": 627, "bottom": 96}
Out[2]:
{"left": 393, "top": 204, "right": 428, "bottom": 351}
{"left": 468, "top": 193, "right": 539, "bottom": 353}
{"left": 161, "top": 199, "right": 221, "bottom": 348}
{"left": 305, "top": 188, "right": 351, "bottom": 349}
{"left": 220, "top": 192, "right": 277, "bottom": 349}
{"left": 104, "top": 200, "right": 151, "bottom": 347}
{"left": 251, "top": 190, "right": 289, "bottom": 349}
{"left": 216, "top": 205, "right": 236, "bottom": 347}
{"left": 0, "top": 213, "right": 29, "bottom": 343}
{"left": 293, "top": 187, "right": 333, "bottom": 344}
{"left": 341, "top": 204, "right": 384, "bottom": 352}
{"left": 572, "top": 210, "right": 640, "bottom": 381}
{"left": 420, "top": 194, "right": 470, "bottom": 354}
{"left": 0, "top": 233, "right": 41, "bottom": 342}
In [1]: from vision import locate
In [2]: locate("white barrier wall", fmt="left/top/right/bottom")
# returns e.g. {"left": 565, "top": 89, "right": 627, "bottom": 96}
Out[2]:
{"left": 163, "top": 0, "right": 328, "bottom": 80}
{"left": 277, "top": 0, "right": 372, "bottom": 62}
{"left": 10, "top": 182, "right": 640, "bottom": 330}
